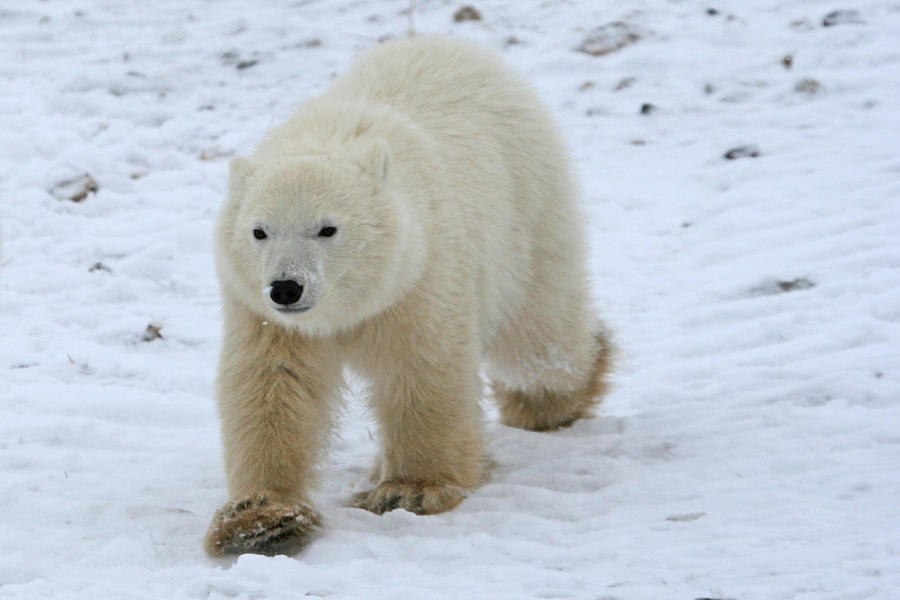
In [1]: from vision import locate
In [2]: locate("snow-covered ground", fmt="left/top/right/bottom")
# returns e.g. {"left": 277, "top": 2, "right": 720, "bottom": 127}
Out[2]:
{"left": 1, "top": 1, "right": 899, "bottom": 598}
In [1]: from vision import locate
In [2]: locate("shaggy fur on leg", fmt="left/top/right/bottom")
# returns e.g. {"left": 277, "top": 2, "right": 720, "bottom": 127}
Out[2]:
{"left": 493, "top": 332, "right": 613, "bottom": 431}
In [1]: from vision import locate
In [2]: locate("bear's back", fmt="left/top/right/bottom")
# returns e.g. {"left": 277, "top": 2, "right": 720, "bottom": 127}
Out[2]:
{"left": 331, "top": 37, "right": 528, "bottom": 123}
{"left": 325, "top": 37, "right": 562, "bottom": 154}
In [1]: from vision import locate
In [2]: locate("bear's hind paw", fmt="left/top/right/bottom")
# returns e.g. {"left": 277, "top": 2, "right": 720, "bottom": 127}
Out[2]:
{"left": 204, "top": 493, "right": 322, "bottom": 557}
{"left": 351, "top": 482, "right": 465, "bottom": 515}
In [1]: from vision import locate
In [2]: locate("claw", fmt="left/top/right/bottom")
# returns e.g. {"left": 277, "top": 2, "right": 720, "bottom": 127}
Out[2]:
{"left": 205, "top": 493, "right": 322, "bottom": 557}
{"left": 352, "top": 482, "right": 465, "bottom": 515}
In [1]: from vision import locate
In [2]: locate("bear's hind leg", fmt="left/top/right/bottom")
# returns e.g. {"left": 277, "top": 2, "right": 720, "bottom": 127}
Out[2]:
{"left": 491, "top": 330, "right": 612, "bottom": 431}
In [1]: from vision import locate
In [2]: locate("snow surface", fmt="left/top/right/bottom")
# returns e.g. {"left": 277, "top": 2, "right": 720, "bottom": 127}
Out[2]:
{"left": 2, "top": 1, "right": 899, "bottom": 598}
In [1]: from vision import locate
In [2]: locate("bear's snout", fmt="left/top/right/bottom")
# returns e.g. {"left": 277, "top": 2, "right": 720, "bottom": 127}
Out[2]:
{"left": 269, "top": 279, "right": 304, "bottom": 306}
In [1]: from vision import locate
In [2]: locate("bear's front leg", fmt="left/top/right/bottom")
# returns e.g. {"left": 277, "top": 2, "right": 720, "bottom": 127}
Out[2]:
{"left": 205, "top": 307, "right": 342, "bottom": 556}
{"left": 351, "top": 309, "right": 485, "bottom": 515}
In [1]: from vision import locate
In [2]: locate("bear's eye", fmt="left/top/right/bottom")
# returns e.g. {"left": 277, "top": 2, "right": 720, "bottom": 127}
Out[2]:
{"left": 318, "top": 226, "right": 337, "bottom": 238}
{"left": 253, "top": 228, "right": 267, "bottom": 240}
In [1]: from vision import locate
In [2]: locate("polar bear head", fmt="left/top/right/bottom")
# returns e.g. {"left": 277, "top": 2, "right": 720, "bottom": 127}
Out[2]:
{"left": 216, "top": 141, "right": 423, "bottom": 335}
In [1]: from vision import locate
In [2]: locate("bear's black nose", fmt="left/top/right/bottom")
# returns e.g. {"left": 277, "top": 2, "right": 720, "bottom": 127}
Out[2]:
{"left": 269, "top": 280, "right": 303, "bottom": 305}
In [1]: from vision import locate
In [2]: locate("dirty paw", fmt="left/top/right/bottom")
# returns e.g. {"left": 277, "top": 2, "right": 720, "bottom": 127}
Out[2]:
{"left": 352, "top": 482, "right": 465, "bottom": 515}
{"left": 204, "top": 492, "right": 322, "bottom": 557}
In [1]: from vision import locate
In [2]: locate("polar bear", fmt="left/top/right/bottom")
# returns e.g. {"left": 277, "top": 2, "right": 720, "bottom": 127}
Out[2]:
{"left": 205, "top": 36, "right": 612, "bottom": 557}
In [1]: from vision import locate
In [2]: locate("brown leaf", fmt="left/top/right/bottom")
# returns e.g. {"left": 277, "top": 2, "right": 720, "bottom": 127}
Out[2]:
{"left": 142, "top": 324, "right": 163, "bottom": 342}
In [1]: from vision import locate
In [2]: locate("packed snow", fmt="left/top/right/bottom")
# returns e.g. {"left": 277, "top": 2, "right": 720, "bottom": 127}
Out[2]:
{"left": 1, "top": 1, "right": 898, "bottom": 598}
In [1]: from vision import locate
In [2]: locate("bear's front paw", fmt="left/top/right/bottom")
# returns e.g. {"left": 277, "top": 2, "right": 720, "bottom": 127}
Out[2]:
{"left": 204, "top": 492, "right": 322, "bottom": 557}
{"left": 351, "top": 482, "right": 465, "bottom": 515}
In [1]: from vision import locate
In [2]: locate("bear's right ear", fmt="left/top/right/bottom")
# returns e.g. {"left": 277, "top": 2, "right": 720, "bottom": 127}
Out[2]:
{"left": 228, "top": 156, "right": 256, "bottom": 203}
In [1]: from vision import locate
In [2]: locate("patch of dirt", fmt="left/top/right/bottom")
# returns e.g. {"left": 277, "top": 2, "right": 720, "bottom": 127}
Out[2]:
{"left": 666, "top": 512, "right": 706, "bottom": 522}
{"left": 822, "top": 9, "right": 864, "bottom": 27}
{"left": 750, "top": 278, "right": 816, "bottom": 296}
{"left": 142, "top": 324, "right": 163, "bottom": 342}
{"left": 794, "top": 78, "right": 821, "bottom": 94}
{"left": 576, "top": 22, "right": 641, "bottom": 57}
{"left": 614, "top": 76, "right": 636, "bottom": 91}
{"left": 49, "top": 174, "right": 98, "bottom": 202}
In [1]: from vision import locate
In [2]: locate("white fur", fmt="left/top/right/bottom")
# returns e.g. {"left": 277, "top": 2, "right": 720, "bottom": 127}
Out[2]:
{"left": 206, "top": 36, "right": 610, "bottom": 557}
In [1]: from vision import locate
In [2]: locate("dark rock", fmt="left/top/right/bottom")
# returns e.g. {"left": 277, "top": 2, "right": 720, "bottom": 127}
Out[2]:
{"left": 750, "top": 277, "right": 816, "bottom": 296}
{"left": 640, "top": 103, "right": 657, "bottom": 115}
{"left": 822, "top": 9, "right": 863, "bottom": 27}
{"left": 222, "top": 50, "right": 262, "bottom": 70}
{"left": 453, "top": 5, "right": 481, "bottom": 22}
{"left": 724, "top": 145, "right": 760, "bottom": 160}
{"left": 777, "top": 278, "right": 815, "bottom": 292}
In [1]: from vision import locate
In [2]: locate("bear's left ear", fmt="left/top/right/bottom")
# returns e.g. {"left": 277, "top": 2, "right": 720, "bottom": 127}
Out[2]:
{"left": 228, "top": 156, "right": 256, "bottom": 203}
{"left": 359, "top": 140, "right": 390, "bottom": 183}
